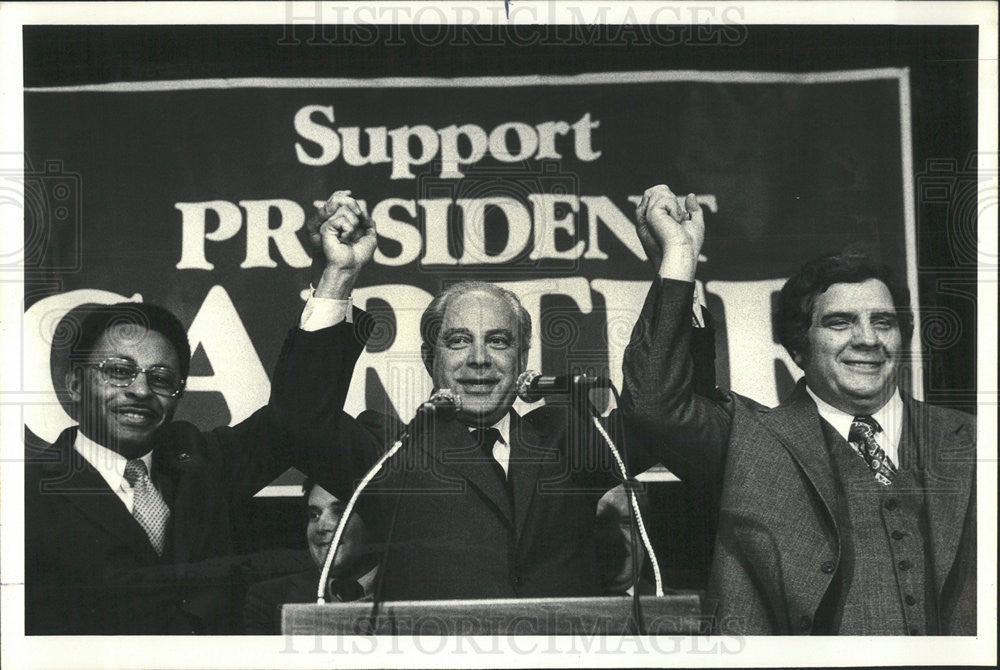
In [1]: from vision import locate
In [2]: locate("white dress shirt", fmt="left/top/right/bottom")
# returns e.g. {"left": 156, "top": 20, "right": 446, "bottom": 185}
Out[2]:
{"left": 471, "top": 412, "right": 512, "bottom": 477}
{"left": 806, "top": 386, "right": 903, "bottom": 466}
{"left": 300, "top": 293, "right": 352, "bottom": 331}
{"left": 73, "top": 431, "right": 154, "bottom": 513}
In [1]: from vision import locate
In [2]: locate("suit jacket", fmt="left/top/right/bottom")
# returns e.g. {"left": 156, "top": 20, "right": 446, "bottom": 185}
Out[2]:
{"left": 620, "top": 278, "right": 977, "bottom": 635}
{"left": 243, "top": 562, "right": 376, "bottom": 634}
{"left": 282, "top": 314, "right": 651, "bottom": 602}
{"left": 24, "top": 326, "right": 353, "bottom": 635}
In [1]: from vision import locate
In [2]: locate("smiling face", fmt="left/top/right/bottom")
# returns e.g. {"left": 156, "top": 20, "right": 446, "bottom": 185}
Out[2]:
{"left": 69, "top": 324, "right": 181, "bottom": 459}
{"left": 425, "top": 290, "right": 527, "bottom": 426}
{"left": 796, "top": 279, "right": 902, "bottom": 415}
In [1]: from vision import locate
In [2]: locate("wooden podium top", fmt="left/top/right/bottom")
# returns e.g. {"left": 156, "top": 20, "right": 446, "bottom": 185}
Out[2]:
{"left": 282, "top": 594, "right": 705, "bottom": 635}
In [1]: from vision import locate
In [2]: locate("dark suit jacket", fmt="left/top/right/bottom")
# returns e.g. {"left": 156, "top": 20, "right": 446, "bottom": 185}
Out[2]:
{"left": 620, "top": 278, "right": 977, "bottom": 635}
{"left": 244, "top": 567, "right": 321, "bottom": 635}
{"left": 282, "top": 314, "right": 654, "bottom": 602}
{"left": 243, "top": 562, "right": 374, "bottom": 634}
{"left": 24, "top": 327, "right": 352, "bottom": 635}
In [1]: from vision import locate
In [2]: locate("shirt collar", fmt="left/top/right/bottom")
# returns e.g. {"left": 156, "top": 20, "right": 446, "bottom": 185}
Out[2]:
{"left": 805, "top": 385, "right": 904, "bottom": 452}
{"left": 73, "top": 429, "right": 154, "bottom": 492}
{"left": 356, "top": 564, "right": 379, "bottom": 597}
{"left": 467, "top": 411, "right": 512, "bottom": 446}
{"left": 872, "top": 390, "right": 904, "bottom": 454}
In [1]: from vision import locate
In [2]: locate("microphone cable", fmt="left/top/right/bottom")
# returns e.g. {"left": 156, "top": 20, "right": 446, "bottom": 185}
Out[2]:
{"left": 611, "top": 383, "right": 650, "bottom": 636}
{"left": 315, "top": 390, "right": 460, "bottom": 608}
{"left": 523, "top": 372, "right": 664, "bottom": 601}
{"left": 589, "top": 389, "right": 664, "bottom": 598}
{"left": 570, "top": 378, "right": 654, "bottom": 634}
{"left": 366, "top": 390, "right": 458, "bottom": 631}
{"left": 315, "top": 433, "right": 407, "bottom": 604}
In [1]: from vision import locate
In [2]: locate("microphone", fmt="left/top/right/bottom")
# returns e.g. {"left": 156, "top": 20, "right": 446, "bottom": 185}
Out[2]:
{"left": 516, "top": 370, "right": 611, "bottom": 403}
{"left": 415, "top": 388, "right": 462, "bottom": 418}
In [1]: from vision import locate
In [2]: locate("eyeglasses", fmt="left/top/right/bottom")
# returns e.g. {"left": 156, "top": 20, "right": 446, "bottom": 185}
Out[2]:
{"left": 89, "top": 358, "right": 185, "bottom": 397}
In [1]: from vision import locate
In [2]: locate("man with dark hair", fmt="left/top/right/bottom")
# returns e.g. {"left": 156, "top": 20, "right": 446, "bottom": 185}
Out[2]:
{"left": 243, "top": 478, "right": 376, "bottom": 634}
{"left": 775, "top": 249, "right": 914, "bottom": 370}
{"left": 62, "top": 303, "right": 193, "bottom": 457}
{"left": 622, "top": 184, "right": 976, "bottom": 635}
{"left": 277, "top": 190, "right": 715, "bottom": 602}
{"left": 25, "top": 288, "right": 355, "bottom": 634}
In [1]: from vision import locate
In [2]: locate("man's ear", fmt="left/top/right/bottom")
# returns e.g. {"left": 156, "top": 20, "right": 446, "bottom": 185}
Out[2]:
{"left": 421, "top": 343, "right": 434, "bottom": 378}
{"left": 65, "top": 366, "right": 83, "bottom": 404}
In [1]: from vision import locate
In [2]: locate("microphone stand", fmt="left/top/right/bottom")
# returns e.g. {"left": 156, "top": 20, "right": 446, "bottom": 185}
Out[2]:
{"left": 315, "top": 391, "right": 460, "bottom": 629}
{"left": 570, "top": 377, "right": 663, "bottom": 635}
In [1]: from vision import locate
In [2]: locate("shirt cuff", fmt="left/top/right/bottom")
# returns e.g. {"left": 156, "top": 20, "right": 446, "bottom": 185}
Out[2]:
{"left": 300, "top": 290, "right": 353, "bottom": 331}
{"left": 692, "top": 281, "right": 707, "bottom": 328}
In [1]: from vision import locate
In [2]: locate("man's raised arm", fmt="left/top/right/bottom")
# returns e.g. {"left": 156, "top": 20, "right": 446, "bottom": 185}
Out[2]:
{"left": 620, "top": 184, "right": 732, "bottom": 485}
{"left": 266, "top": 190, "right": 389, "bottom": 500}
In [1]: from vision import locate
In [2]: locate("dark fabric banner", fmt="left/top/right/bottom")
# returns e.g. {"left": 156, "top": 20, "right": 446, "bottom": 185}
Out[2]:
{"left": 23, "top": 70, "right": 917, "bottom": 442}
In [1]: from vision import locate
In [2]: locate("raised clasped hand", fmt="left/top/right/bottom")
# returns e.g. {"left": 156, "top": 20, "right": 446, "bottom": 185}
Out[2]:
{"left": 308, "top": 189, "right": 377, "bottom": 271}
{"left": 635, "top": 184, "right": 706, "bottom": 280}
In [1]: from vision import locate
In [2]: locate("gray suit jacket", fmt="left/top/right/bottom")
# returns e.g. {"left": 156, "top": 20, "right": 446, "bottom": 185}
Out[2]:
{"left": 621, "top": 278, "right": 976, "bottom": 634}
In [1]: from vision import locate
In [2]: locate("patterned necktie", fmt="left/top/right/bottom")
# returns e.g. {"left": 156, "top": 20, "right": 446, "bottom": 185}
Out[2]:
{"left": 123, "top": 459, "right": 171, "bottom": 555}
{"left": 847, "top": 415, "right": 897, "bottom": 486}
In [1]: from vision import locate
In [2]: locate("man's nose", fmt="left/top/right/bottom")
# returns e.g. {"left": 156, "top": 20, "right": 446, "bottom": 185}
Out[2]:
{"left": 125, "top": 371, "right": 154, "bottom": 397}
{"left": 317, "top": 509, "right": 340, "bottom": 531}
{"left": 851, "top": 319, "right": 880, "bottom": 346}
{"left": 466, "top": 341, "right": 492, "bottom": 367}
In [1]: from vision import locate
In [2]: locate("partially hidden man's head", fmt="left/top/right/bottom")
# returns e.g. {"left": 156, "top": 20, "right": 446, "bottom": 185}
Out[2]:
{"left": 776, "top": 250, "right": 913, "bottom": 415}
{"left": 302, "top": 478, "right": 369, "bottom": 574}
{"left": 419, "top": 282, "right": 532, "bottom": 426}
{"left": 65, "top": 302, "right": 191, "bottom": 459}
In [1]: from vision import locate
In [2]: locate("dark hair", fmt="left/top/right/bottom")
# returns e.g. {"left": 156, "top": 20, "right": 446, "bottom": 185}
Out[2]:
{"left": 70, "top": 302, "right": 191, "bottom": 381}
{"left": 775, "top": 249, "right": 914, "bottom": 363}
{"left": 419, "top": 281, "right": 532, "bottom": 354}
{"left": 302, "top": 477, "right": 318, "bottom": 499}
{"left": 301, "top": 477, "right": 346, "bottom": 515}
{"left": 301, "top": 477, "right": 320, "bottom": 522}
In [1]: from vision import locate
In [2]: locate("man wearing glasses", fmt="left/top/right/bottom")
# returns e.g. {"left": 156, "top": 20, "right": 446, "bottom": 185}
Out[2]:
{"left": 24, "top": 299, "right": 346, "bottom": 634}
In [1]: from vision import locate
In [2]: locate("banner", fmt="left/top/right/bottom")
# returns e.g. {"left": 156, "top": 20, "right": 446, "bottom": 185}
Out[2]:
{"left": 22, "top": 69, "right": 918, "bottom": 442}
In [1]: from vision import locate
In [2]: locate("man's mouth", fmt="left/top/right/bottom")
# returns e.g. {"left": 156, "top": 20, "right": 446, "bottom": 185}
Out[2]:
{"left": 457, "top": 379, "right": 500, "bottom": 394}
{"left": 842, "top": 360, "right": 885, "bottom": 372}
{"left": 113, "top": 405, "right": 159, "bottom": 426}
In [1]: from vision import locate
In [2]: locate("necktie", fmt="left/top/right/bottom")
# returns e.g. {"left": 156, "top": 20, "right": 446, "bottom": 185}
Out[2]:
{"left": 123, "top": 459, "right": 171, "bottom": 555}
{"left": 472, "top": 427, "right": 508, "bottom": 482}
{"left": 847, "top": 415, "right": 897, "bottom": 486}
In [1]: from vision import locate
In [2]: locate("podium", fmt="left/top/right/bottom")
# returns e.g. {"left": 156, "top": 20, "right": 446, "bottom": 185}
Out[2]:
{"left": 282, "top": 594, "right": 705, "bottom": 635}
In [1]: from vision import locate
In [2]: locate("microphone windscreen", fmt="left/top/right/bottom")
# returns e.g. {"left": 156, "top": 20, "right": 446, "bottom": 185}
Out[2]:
{"left": 515, "top": 370, "right": 542, "bottom": 402}
{"left": 417, "top": 388, "right": 462, "bottom": 418}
